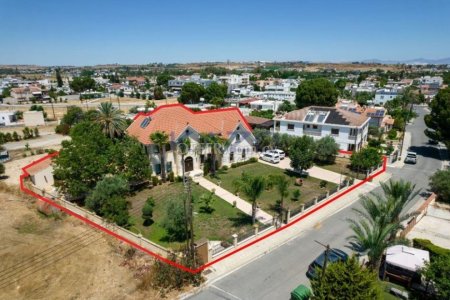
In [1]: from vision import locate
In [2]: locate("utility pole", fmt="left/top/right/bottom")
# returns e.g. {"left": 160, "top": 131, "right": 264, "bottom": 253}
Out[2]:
{"left": 184, "top": 175, "right": 195, "bottom": 264}
{"left": 315, "top": 240, "right": 331, "bottom": 285}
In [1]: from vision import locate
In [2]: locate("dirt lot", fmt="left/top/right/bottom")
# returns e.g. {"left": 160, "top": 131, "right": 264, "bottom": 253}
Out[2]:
{"left": 0, "top": 182, "right": 187, "bottom": 300}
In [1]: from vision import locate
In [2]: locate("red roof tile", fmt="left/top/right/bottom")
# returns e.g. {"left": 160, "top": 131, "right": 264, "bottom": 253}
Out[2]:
{"left": 127, "top": 104, "right": 252, "bottom": 145}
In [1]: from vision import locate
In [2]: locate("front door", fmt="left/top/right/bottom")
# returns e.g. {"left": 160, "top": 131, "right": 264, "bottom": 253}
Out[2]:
{"left": 184, "top": 157, "right": 194, "bottom": 172}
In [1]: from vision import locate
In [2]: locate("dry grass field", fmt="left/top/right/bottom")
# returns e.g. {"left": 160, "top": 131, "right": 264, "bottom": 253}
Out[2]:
{"left": 0, "top": 182, "right": 188, "bottom": 300}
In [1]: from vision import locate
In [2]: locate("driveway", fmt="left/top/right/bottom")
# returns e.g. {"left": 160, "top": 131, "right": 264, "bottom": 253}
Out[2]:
{"left": 258, "top": 157, "right": 345, "bottom": 185}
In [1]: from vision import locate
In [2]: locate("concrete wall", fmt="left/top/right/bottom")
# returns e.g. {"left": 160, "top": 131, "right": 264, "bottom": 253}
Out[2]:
{"left": 23, "top": 111, "right": 45, "bottom": 126}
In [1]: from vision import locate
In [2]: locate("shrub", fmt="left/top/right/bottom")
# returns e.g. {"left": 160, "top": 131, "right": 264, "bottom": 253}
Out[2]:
{"left": 36, "top": 148, "right": 45, "bottom": 154}
{"left": 167, "top": 171, "right": 175, "bottom": 182}
{"left": 151, "top": 176, "right": 159, "bottom": 187}
{"left": 413, "top": 238, "right": 450, "bottom": 258}
{"left": 221, "top": 165, "right": 228, "bottom": 171}
{"left": 292, "top": 189, "right": 301, "bottom": 201}
{"left": 320, "top": 180, "right": 328, "bottom": 188}
{"left": 232, "top": 200, "right": 236, "bottom": 207}
{"left": 387, "top": 128, "right": 398, "bottom": 140}
{"left": 55, "top": 123, "right": 71, "bottom": 135}
{"left": 230, "top": 158, "right": 258, "bottom": 168}
{"left": 142, "top": 197, "right": 155, "bottom": 225}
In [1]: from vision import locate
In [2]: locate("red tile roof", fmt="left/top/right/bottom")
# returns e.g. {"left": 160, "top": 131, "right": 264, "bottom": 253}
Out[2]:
{"left": 127, "top": 104, "right": 252, "bottom": 145}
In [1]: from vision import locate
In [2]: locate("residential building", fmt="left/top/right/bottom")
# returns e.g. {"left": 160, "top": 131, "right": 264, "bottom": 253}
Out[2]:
{"left": 0, "top": 111, "right": 17, "bottom": 126}
{"left": 126, "top": 104, "right": 256, "bottom": 177}
{"left": 419, "top": 76, "right": 443, "bottom": 87}
{"left": 373, "top": 88, "right": 399, "bottom": 105}
{"left": 274, "top": 106, "right": 370, "bottom": 151}
{"left": 168, "top": 75, "right": 215, "bottom": 91}
{"left": 10, "top": 86, "right": 43, "bottom": 102}
{"left": 250, "top": 99, "right": 279, "bottom": 111}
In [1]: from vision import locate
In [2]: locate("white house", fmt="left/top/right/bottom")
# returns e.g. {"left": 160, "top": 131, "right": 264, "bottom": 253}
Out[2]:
{"left": 250, "top": 100, "right": 279, "bottom": 111}
{"left": 127, "top": 104, "right": 256, "bottom": 177}
{"left": 0, "top": 111, "right": 17, "bottom": 126}
{"left": 273, "top": 106, "right": 370, "bottom": 151}
{"left": 373, "top": 88, "right": 399, "bottom": 105}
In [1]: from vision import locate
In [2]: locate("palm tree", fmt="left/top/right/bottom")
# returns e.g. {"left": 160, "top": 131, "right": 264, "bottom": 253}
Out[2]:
{"left": 96, "top": 102, "right": 126, "bottom": 139}
{"left": 272, "top": 175, "right": 290, "bottom": 223}
{"left": 348, "top": 216, "right": 399, "bottom": 271}
{"left": 200, "top": 133, "right": 227, "bottom": 177}
{"left": 233, "top": 172, "right": 265, "bottom": 224}
{"left": 348, "top": 179, "right": 420, "bottom": 270}
{"left": 150, "top": 131, "right": 169, "bottom": 182}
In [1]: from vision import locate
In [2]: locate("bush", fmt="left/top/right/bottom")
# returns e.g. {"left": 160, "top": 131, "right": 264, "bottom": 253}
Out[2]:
{"left": 167, "top": 171, "right": 175, "bottom": 182}
{"left": 230, "top": 158, "right": 257, "bottom": 168}
{"left": 142, "top": 197, "right": 155, "bottom": 226}
{"left": 320, "top": 180, "right": 328, "bottom": 188}
{"left": 413, "top": 238, "right": 450, "bottom": 258}
{"left": 55, "top": 123, "right": 71, "bottom": 135}
{"left": 221, "top": 165, "right": 228, "bottom": 171}
{"left": 151, "top": 176, "right": 159, "bottom": 187}
{"left": 387, "top": 128, "right": 398, "bottom": 140}
{"left": 292, "top": 189, "right": 301, "bottom": 201}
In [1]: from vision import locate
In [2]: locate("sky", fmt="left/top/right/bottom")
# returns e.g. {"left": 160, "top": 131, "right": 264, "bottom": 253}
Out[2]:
{"left": 0, "top": 0, "right": 449, "bottom": 66}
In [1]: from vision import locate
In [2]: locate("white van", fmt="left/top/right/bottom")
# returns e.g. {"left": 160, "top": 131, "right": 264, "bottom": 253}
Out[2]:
{"left": 268, "top": 149, "right": 285, "bottom": 159}
{"left": 260, "top": 152, "right": 280, "bottom": 164}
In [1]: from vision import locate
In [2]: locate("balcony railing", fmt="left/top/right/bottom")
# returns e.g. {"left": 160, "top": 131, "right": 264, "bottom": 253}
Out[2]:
{"left": 303, "top": 130, "right": 322, "bottom": 136}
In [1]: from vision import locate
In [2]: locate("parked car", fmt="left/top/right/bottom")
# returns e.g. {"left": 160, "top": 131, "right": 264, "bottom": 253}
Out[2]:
{"left": 428, "top": 139, "right": 439, "bottom": 145}
{"left": 268, "top": 149, "right": 285, "bottom": 159}
{"left": 404, "top": 152, "right": 417, "bottom": 164}
{"left": 306, "top": 248, "right": 349, "bottom": 279}
{"left": 259, "top": 152, "right": 280, "bottom": 164}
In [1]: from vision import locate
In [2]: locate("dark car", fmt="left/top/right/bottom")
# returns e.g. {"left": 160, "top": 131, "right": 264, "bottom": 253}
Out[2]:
{"left": 306, "top": 248, "right": 349, "bottom": 279}
{"left": 428, "top": 139, "right": 439, "bottom": 145}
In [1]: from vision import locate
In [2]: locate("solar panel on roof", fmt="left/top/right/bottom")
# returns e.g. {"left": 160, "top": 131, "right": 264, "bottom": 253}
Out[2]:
{"left": 305, "top": 113, "right": 315, "bottom": 122}
{"left": 317, "top": 114, "right": 326, "bottom": 123}
{"left": 140, "top": 117, "right": 151, "bottom": 128}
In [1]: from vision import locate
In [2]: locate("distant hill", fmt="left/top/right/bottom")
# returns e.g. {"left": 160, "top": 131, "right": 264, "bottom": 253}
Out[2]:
{"left": 362, "top": 57, "right": 450, "bottom": 65}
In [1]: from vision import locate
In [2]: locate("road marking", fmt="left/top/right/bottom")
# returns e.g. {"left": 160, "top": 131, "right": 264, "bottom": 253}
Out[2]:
{"left": 210, "top": 285, "right": 243, "bottom": 300}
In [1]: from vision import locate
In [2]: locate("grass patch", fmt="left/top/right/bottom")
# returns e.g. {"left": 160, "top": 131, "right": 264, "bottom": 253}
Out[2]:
{"left": 380, "top": 281, "right": 409, "bottom": 300}
{"left": 127, "top": 182, "right": 253, "bottom": 249}
{"left": 315, "top": 157, "right": 367, "bottom": 180}
{"left": 208, "top": 162, "right": 337, "bottom": 214}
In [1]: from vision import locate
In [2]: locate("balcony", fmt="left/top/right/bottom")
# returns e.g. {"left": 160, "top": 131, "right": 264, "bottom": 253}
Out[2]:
{"left": 303, "top": 130, "right": 322, "bottom": 137}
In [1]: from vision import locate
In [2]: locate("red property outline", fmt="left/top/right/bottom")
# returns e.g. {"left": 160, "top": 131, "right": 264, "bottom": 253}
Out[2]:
{"left": 20, "top": 151, "right": 387, "bottom": 274}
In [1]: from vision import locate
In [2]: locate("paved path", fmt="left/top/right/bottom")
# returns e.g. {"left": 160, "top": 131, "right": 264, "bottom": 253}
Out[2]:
{"left": 193, "top": 177, "right": 273, "bottom": 224}
{"left": 259, "top": 157, "right": 344, "bottom": 184}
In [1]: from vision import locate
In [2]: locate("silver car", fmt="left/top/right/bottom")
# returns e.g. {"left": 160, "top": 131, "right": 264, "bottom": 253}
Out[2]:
{"left": 405, "top": 152, "right": 417, "bottom": 164}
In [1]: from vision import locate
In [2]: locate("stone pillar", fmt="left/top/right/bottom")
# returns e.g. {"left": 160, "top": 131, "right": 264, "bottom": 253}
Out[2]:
{"left": 326, "top": 191, "right": 330, "bottom": 198}
{"left": 232, "top": 233, "right": 238, "bottom": 247}
{"left": 301, "top": 204, "right": 305, "bottom": 212}
{"left": 286, "top": 209, "right": 291, "bottom": 223}
{"left": 254, "top": 224, "right": 259, "bottom": 235}
{"left": 138, "top": 233, "right": 142, "bottom": 246}
{"left": 314, "top": 197, "right": 318, "bottom": 205}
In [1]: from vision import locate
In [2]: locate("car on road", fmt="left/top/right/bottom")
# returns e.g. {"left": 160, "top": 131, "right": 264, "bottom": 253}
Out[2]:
{"left": 259, "top": 152, "right": 280, "bottom": 164}
{"left": 267, "top": 149, "right": 285, "bottom": 159}
{"left": 404, "top": 152, "right": 418, "bottom": 164}
{"left": 306, "top": 248, "right": 349, "bottom": 279}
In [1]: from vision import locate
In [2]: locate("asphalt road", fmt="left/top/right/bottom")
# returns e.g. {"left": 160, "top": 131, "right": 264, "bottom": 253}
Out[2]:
{"left": 189, "top": 106, "right": 445, "bottom": 300}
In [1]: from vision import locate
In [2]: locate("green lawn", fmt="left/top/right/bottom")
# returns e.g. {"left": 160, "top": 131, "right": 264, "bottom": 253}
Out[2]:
{"left": 127, "top": 182, "right": 253, "bottom": 250}
{"left": 208, "top": 162, "right": 337, "bottom": 214}
{"left": 380, "top": 281, "right": 409, "bottom": 300}
{"left": 315, "top": 157, "right": 367, "bottom": 180}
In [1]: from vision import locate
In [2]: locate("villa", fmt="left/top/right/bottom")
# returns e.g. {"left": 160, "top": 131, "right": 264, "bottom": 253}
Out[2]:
{"left": 127, "top": 104, "right": 256, "bottom": 177}
{"left": 273, "top": 106, "right": 370, "bottom": 151}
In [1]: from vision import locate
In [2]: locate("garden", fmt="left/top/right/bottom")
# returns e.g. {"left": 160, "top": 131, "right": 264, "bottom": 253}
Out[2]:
{"left": 208, "top": 162, "right": 337, "bottom": 214}
{"left": 127, "top": 181, "right": 254, "bottom": 249}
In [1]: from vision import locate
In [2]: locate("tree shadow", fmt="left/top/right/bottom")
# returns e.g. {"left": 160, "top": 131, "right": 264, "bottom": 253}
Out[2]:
{"left": 408, "top": 145, "right": 442, "bottom": 160}
{"left": 143, "top": 219, "right": 154, "bottom": 227}
{"left": 228, "top": 212, "right": 253, "bottom": 228}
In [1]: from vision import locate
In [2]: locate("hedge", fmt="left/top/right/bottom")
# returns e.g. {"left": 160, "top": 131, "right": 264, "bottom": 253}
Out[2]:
{"left": 230, "top": 157, "right": 258, "bottom": 168}
{"left": 413, "top": 238, "right": 450, "bottom": 259}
